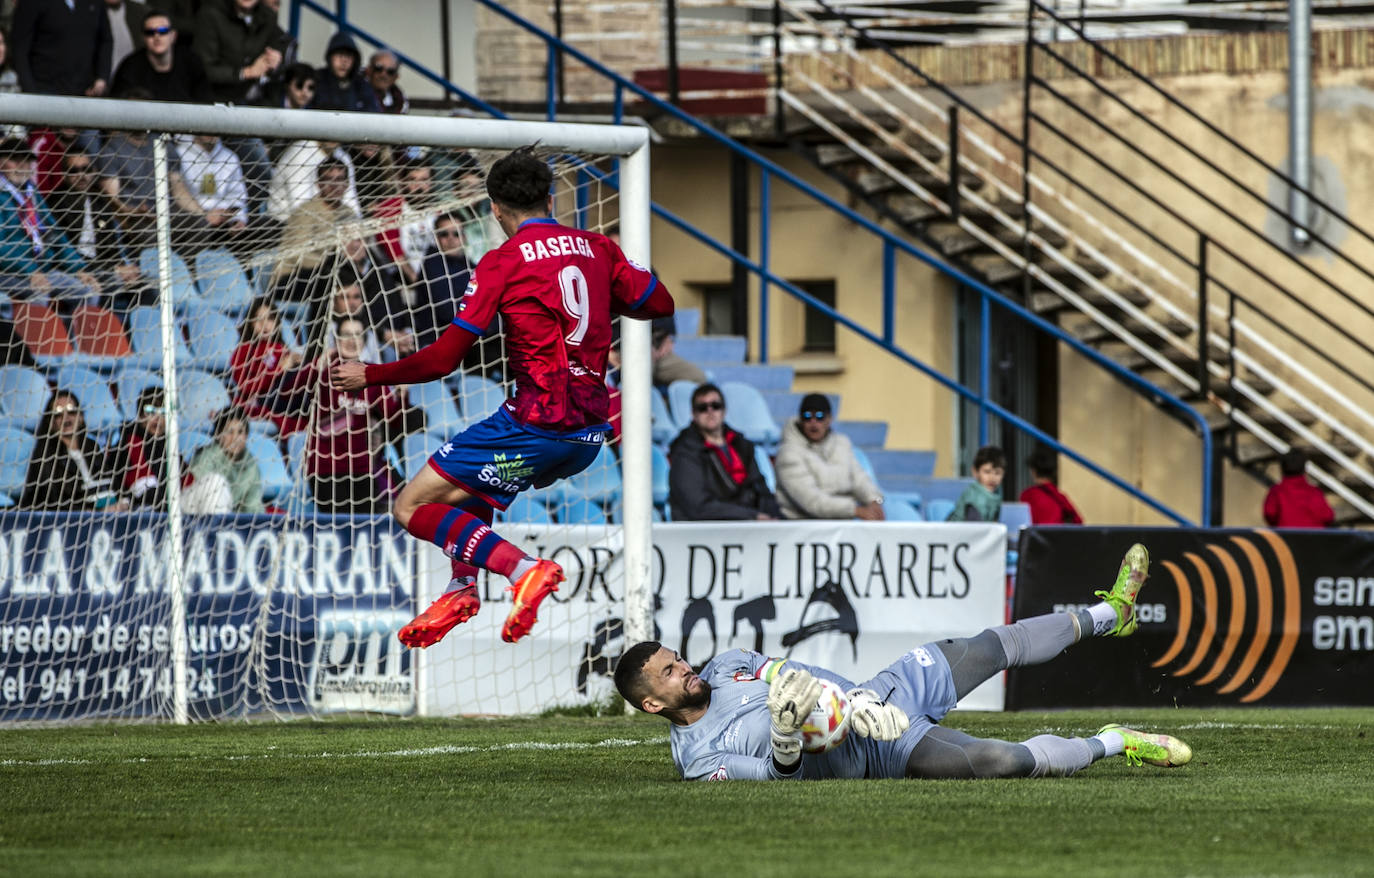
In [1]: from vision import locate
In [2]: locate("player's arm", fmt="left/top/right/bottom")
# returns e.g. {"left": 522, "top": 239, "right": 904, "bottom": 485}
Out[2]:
{"left": 612, "top": 282, "right": 674, "bottom": 320}
{"left": 330, "top": 323, "right": 476, "bottom": 390}
{"left": 683, "top": 751, "right": 804, "bottom": 782}
{"left": 605, "top": 239, "right": 675, "bottom": 320}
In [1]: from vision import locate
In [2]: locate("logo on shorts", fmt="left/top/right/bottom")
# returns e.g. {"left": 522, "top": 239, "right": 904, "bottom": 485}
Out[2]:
{"left": 910, "top": 647, "right": 935, "bottom": 667}
{"left": 477, "top": 452, "right": 534, "bottom": 493}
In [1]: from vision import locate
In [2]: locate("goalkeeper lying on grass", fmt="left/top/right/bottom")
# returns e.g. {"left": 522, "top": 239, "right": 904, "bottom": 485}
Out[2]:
{"left": 614, "top": 543, "right": 1193, "bottom": 781}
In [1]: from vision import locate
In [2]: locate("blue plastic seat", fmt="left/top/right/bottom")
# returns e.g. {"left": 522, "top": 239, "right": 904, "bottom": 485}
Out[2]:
{"left": 138, "top": 247, "right": 200, "bottom": 306}
{"left": 925, "top": 498, "right": 956, "bottom": 522}
{"left": 883, "top": 497, "right": 923, "bottom": 521}
{"left": 650, "top": 388, "right": 676, "bottom": 447}
{"left": 0, "top": 426, "right": 36, "bottom": 497}
{"left": 666, "top": 379, "right": 698, "bottom": 432}
{"left": 721, "top": 381, "right": 781, "bottom": 449}
{"left": 754, "top": 444, "right": 777, "bottom": 492}
{"left": 0, "top": 364, "right": 52, "bottom": 431}
{"left": 1000, "top": 501, "right": 1033, "bottom": 533}
{"left": 402, "top": 431, "right": 437, "bottom": 479}
{"left": 558, "top": 495, "right": 608, "bottom": 525}
{"left": 501, "top": 491, "right": 553, "bottom": 524}
{"left": 285, "top": 431, "right": 308, "bottom": 479}
{"left": 127, "top": 306, "right": 193, "bottom": 368}
{"left": 409, "top": 380, "right": 462, "bottom": 437}
{"left": 651, "top": 443, "right": 670, "bottom": 510}
{"left": 194, "top": 248, "right": 254, "bottom": 315}
{"left": 852, "top": 445, "right": 881, "bottom": 489}
{"left": 246, "top": 432, "right": 290, "bottom": 501}
{"left": 553, "top": 444, "right": 621, "bottom": 508}
{"left": 52, "top": 364, "right": 122, "bottom": 436}
{"left": 114, "top": 367, "right": 163, "bottom": 421}
{"left": 176, "top": 369, "right": 231, "bottom": 432}
{"left": 185, "top": 308, "right": 239, "bottom": 373}
{"left": 456, "top": 372, "right": 506, "bottom": 424}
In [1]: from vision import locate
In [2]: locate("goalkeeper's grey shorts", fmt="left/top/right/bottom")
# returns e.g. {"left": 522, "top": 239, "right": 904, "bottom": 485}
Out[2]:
{"left": 856, "top": 643, "right": 959, "bottom": 779}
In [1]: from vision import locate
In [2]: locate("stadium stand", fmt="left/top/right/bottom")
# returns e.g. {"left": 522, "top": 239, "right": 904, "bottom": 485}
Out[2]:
{"left": 0, "top": 365, "right": 52, "bottom": 431}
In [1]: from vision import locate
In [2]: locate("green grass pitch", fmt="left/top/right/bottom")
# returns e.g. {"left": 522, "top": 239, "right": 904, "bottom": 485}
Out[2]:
{"left": 2, "top": 707, "right": 1372, "bottom": 877}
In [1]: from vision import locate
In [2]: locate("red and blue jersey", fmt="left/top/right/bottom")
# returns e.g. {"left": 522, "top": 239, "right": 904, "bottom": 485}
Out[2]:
{"left": 454, "top": 218, "right": 658, "bottom": 432}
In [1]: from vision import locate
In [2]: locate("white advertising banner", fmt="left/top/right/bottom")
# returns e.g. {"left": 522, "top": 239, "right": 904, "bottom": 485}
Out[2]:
{"left": 419, "top": 521, "right": 1008, "bottom": 715}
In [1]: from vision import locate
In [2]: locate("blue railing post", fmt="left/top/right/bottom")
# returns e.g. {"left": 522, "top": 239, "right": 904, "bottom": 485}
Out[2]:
{"left": 759, "top": 170, "right": 771, "bottom": 365}
{"left": 546, "top": 43, "right": 558, "bottom": 120}
{"left": 574, "top": 167, "right": 589, "bottom": 229}
{"left": 882, "top": 241, "right": 895, "bottom": 346}
{"left": 978, "top": 291, "right": 990, "bottom": 447}
{"left": 289, "top": 0, "right": 303, "bottom": 42}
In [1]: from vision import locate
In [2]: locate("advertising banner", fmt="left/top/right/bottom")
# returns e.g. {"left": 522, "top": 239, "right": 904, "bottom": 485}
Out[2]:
{"left": 0, "top": 511, "right": 416, "bottom": 721}
{"left": 1008, "top": 527, "right": 1374, "bottom": 708}
{"left": 422, "top": 520, "right": 1008, "bottom": 714}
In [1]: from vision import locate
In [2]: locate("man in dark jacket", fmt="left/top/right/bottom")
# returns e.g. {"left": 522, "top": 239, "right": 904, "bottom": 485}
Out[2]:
{"left": 668, "top": 382, "right": 781, "bottom": 522}
{"left": 312, "top": 32, "right": 381, "bottom": 113}
{"left": 109, "top": 9, "right": 214, "bottom": 103}
{"left": 11, "top": 0, "right": 112, "bottom": 97}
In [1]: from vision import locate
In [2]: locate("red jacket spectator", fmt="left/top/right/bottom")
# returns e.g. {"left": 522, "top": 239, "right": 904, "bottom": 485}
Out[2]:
{"left": 1019, "top": 482, "right": 1083, "bottom": 525}
{"left": 1263, "top": 474, "right": 1334, "bottom": 528}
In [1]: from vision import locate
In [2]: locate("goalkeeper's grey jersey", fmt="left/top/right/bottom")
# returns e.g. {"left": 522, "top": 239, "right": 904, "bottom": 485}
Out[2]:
{"left": 669, "top": 649, "right": 873, "bottom": 781}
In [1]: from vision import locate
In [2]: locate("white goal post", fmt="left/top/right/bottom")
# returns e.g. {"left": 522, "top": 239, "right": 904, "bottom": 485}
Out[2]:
{"left": 0, "top": 94, "right": 654, "bottom": 723}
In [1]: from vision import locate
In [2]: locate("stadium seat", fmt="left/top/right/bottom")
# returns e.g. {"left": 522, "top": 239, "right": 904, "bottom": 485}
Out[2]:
{"left": 553, "top": 444, "right": 621, "bottom": 508}
{"left": 650, "top": 388, "right": 676, "bottom": 447}
{"left": 11, "top": 301, "right": 75, "bottom": 365}
{"left": 852, "top": 445, "right": 881, "bottom": 489}
{"left": 285, "top": 431, "right": 308, "bottom": 480}
{"left": 53, "top": 363, "right": 122, "bottom": 435}
{"left": 178, "top": 429, "right": 213, "bottom": 461}
{"left": 1000, "top": 501, "right": 1032, "bottom": 535}
{"left": 666, "top": 379, "right": 697, "bottom": 432}
{"left": 651, "top": 443, "right": 670, "bottom": 510}
{"left": 138, "top": 246, "right": 200, "bottom": 306}
{"left": 925, "top": 498, "right": 956, "bottom": 522}
{"left": 194, "top": 248, "right": 255, "bottom": 315}
{"left": 68, "top": 305, "right": 134, "bottom": 370}
{"left": 176, "top": 369, "right": 231, "bottom": 432}
{"left": 754, "top": 444, "right": 777, "bottom": 492}
{"left": 720, "top": 381, "right": 781, "bottom": 449}
{"left": 246, "top": 432, "right": 290, "bottom": 501}
{"left": 185, "top": 308, "right": 239, "bottom": 373}
{"left": 401, "top": 431, "right": 437, "bottom": 478}
{"left": 0, "top": 364, "right": 52, "bottom": 431}
{"left": 456, "top": 372, "right": 506, "bottom": 424}
{"left": 114, "top": 367, "right": 163, "bottom": 420}
{"left": 558, "top": 495, "right": 608, "bottom": 525}
{"left": 0, "top": 425, "right": 35, "bottom": 498}
{"left": 127, "top": 306, "right": 192, "bottom": 368}
{"left": 501, "top": 491, "right": 553, "bottom": 524}
{"left": 410, "top": 380, "right": 463, "bottom": 436}
{"left": 883, "top": 497, "right": 923, "bottom": 521}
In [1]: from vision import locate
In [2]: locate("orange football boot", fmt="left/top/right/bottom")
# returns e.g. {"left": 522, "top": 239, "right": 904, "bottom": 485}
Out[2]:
{"left": 501, "top": 560, "right": 564, "bottom": 643}
{"left": 398, "top": 584, "right": 480, "bottom": 648}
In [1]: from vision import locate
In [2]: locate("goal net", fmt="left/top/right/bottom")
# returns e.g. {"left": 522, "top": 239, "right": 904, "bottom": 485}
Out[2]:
{"left": 0, "top": 96, "right": 654, "bottom": 724}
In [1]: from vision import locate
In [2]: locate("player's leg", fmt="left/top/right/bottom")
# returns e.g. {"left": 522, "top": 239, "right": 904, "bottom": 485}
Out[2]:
{"left": 904, "top": 723, "right": 1190, "bottom": 779}
{"left": 936, "top": 542, "right": 1150, "bottom": 701}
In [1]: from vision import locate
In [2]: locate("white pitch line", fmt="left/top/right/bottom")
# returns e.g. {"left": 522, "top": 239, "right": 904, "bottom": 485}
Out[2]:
{"left": 0, "top": 735, "right": 669, "bottom": 768}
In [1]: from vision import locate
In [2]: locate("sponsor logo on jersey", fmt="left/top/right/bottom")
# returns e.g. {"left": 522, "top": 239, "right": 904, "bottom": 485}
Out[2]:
{"left": 518, "top": 235, "right": 595, "bottom": 262}
{"left": 457, "top": 279, "right": 477, "bottom": 312}
{"left": 477, "top": 452, "right": 536, "bottom": 493}
{"left": 625, "top": 255, "right": 649, "bottom": 273}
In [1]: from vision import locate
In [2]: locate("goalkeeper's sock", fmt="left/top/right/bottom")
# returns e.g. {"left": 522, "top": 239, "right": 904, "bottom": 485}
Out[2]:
{"left": 406, "top": 502, "right": 528, "bottom": 577}
{"left": 1092, "top": 728, "right": 1125, "bottom": 757}
{"left": 991, "top": 613, "right": 1079, "bottom": 666}
{"left": 1021, "top": 734, "right": 1096, "bottom": 777}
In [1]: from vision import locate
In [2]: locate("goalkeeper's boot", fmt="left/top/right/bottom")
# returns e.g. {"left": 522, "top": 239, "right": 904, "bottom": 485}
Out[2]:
{"left": 501, "top": 559, "right": 564, "bottom": 643}
{"left": 398, "top": 582, "right": 480, "bottom": 649}
{"left": 1099, "top": 724, "right": 1192, "bottom": 767}
{"left": 1093, "top": 542, "right": 1149, "bottom": 637}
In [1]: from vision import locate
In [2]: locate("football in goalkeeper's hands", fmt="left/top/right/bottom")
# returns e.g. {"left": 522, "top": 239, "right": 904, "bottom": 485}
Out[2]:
{"left": 801, "top": 678, "right": 852, "bottom": 753}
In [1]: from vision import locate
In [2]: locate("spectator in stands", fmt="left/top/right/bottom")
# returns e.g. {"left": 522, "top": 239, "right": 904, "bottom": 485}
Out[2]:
{"left": 184, "top": 405, "right": 264, "bottom": 514}
{"left": 367, "top": 49, "right": 408, "bottom": 115}
{"left": 332, "top": 230, "right": 410, "bottom": 361}
{"left": 348, "top": 142, "right": 396, "bottom": 211}
{"left": 1020, "top": 446, "right": 1083, "bottom": 525}
{"left": 11, "top": 0, "right": 112, "bottom": 98}
{"left": 46, "top": 146, "right": 145, "bottom": 306}
{"left": 1263, "top": 448, "right": 1334, "bottom": 528}
{"left": 272, "top": 156, "right": 357, "bottom": 299}
{"left": 19, "top": 389, "right": 118, "bottom": 511}
{"left": 267, "top": 139, "right": 360, "bottom": 223}
{"left": 307, "top": 278, "right": 382, "bottom": 363}
{"left": 651, "top": 314, "right": 707, "bottom": 391}
{"left": 412, "top": 211, "right": 470, "bottom": 349}
{"left": 109, "top": 9, "right": 213, "bottom": 103}
{"left": 371, "top": 158, "right": 436, "bottom": 285}
{"left": 0, "top": 137, "right": 102, "bottom": 306}
{"left": 280, "top": 316, "right": 409, "bottom": 514}
{"left": 261, "top": 59, "right": 314, "bottom": 110}
{"left": 173, "top": 133, "right": 250, "bottom": 250}
{"left": 102, "top": 0, "right": 143, "bottom": 82}
{"left": 29, "top": 126, "right": 75, "bottom": 197}
{"left": 775, "top": 393, "right": 884, "bottom": 521}
{"left": 96, "top": 125, "right": 208, "bottom": 251}
{"left": 948, "top": 444, "right": 1005, "bottom": 522}
{"left": 669, "top": 382, "right": 781, "bottom": 521}
{"left": 0, "top": 30, "right": 25, "bottom": 140}
{"left": 110, "top": 385, "right": 170, "bottom": 509}
{"left": 311, "top": 31, "right": 380, "bottom": 113}
{"left": 194, "top": 0, "right": 289, "bottom": 214}
{"left": 230, "top": 296, "right": 303, "bottom": 431}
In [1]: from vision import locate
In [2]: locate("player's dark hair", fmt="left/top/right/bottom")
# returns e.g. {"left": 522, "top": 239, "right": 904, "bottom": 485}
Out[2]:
{"left": 973, "top": 444, "right": 1006, "bottom": 471}
{"left": 1026, "top": 446, "right": 1057, "bottom": 481}
{"left": 1280, "top": 448, "right": 1308, "bottom": 477}
{"left": 614, "top": 640, "right": 662, "bottom": 712}
{"left": 485, "top": 145, "right": 551, "bottom": 213}
{"left": 690, "top": 382, "right": 724, "bottom": 409}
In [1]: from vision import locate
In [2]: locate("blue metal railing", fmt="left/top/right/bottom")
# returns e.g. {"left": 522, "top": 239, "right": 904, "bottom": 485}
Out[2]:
{"left": 289, "top": 0, "right": 1213, "bottom": 525}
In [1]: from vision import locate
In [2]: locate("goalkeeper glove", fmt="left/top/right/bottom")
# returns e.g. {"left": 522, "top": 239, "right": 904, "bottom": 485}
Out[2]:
{"left": 846, "top": 688, "right": 910, "bottom": 741}
{"left": 767, "top": 668, "right": 822, "bottom": 771}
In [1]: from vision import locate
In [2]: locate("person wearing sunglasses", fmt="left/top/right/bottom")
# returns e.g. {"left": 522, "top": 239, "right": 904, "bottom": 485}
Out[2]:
{"left": 109, "top": 11, "right": 212, "bottom": 102}
{"left": 668, "top": 383, "right": 781, "bottom": 522}
{"left": 774, "top": 392, "right": 885, "bottom": 521}
{"left": 366, "top": 50, "right": 408, "bottom": 115}
{"left": 311, "top": 31, "right": 380, "bottom": 113}
{"left": 19, "top": 389, "right": 119, "bottom": 511}
{"left": 109, "top": 385, "right": 171, "bottom": 510}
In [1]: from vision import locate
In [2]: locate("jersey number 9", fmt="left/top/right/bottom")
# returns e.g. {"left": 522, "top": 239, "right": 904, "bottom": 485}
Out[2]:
{"left": 559, "top": 265, "right": 590, "bottom": 345}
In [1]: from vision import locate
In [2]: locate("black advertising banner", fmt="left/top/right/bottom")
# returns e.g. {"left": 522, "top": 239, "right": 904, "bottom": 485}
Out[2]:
{"left": 1008, "top": 527, "right": 1374, "bottom": 708}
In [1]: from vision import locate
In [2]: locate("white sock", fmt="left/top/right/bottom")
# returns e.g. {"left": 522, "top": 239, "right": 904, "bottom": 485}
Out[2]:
{"left": 1093, "top": 729, "right": 1125, "bottom": 757}
{"left": 1087, "top": 602, "right": 1120, "bottom": 637}
{"left": 1022, "top": 735, "right": 1095, "bottom": 777}
{"left": 509, "top": 557, "right": 537, "bottom": 584}
{"left": 443, "top": 576, "right": 477, "bottom": 595}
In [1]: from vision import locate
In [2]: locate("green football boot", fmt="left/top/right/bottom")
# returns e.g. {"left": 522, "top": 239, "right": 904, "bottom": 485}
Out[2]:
{"left": 1099, "top": 724, "right": 1192, "bottom": 767}
{"left": 1093, "top": 543, "right": 1149, "bottom": 637}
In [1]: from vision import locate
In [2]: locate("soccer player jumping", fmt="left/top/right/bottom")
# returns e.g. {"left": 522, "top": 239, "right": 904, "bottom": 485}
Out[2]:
{"left": 332, "top": 146, "right": 674, "bottom": 647}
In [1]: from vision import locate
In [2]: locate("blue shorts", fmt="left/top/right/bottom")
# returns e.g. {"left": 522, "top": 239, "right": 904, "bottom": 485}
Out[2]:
{"left": 427, "top": 406, "right": 609, "bottom": 509}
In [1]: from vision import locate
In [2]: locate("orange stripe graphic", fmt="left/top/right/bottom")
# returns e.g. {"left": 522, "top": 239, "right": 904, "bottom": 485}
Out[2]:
{"left": 1152, "top": 560, "right": 1193, "bottom": 668}
{"left": 1242, "top": 531, "right": 1301, "bottom": 703}
{"left": 1174, "top": 552, "right": 1218, "bottom": 677}
{"left": 1197, "top": 544, "right": 1248, "bottom": 686}
{"left": 1218, "top": 537, "right": 1272, "bottom": 694}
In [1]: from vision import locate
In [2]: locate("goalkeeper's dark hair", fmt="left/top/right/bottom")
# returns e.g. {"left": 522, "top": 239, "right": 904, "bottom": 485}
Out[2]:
{"left": 614, "top": 640, "right": 662, "bottom": 712}
{"left": 486, "top": 144, "right": 551, "bottom": 213}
